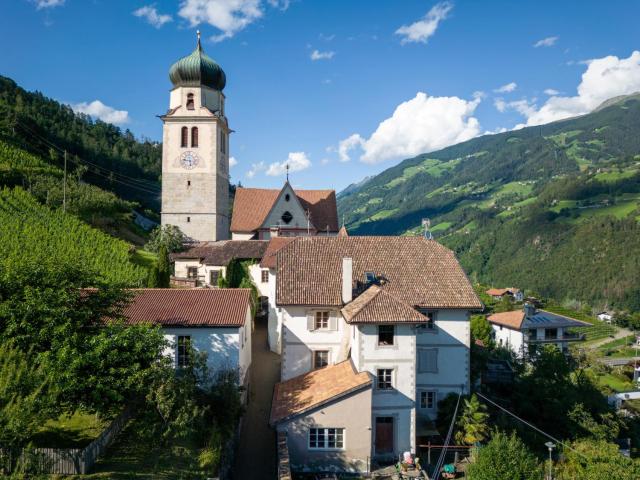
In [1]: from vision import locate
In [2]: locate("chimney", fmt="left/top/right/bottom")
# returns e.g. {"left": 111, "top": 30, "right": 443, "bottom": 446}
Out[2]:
{"left": 342, "top": 257, "right": 353, "bottom": 304}
{"left": 524, "top": 302, "right": 536, "bottom": 318}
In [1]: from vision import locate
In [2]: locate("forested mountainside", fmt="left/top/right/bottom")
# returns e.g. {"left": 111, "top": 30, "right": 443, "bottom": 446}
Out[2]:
{"left": 0, "top": 75, "right": 161, "bottom": 210}
{"left": 338, "top": 94, "right": 640, "bottom": 310}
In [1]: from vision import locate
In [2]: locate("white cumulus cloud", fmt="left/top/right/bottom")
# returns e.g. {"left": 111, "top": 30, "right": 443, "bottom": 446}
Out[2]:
{"left": 266, "top": 152, "right": 312, "bottom": 176}
{"left": 179, "top": 0, "right": 286, "bottom": 42}
{"left": 533, "top": 36, "right": 558, "bottom": 48}
{"left": 229, "top": 156, "right": 238, "bottom": 168}
{"left": 544, "top": 88, "right": 560, "bottom": 96}
{"left": 395, "top": 1, "right": 453, "bottom": 45}
{"left": 246, "top": 161, "right": 266, "bottom": 178}
{"left": 502, "top": 51, "right": 640, "bottom": 127}
{"left": 310, "top": 50, "right": 335, "bottom": 61}
{"left": 494, "top": 82, "right": 517, "bottom": 93}
{"left": 70, "top": 100, "right": 130, "bottom": 125}
{"left": 339, "top": 92, "right": 481, "bottom": 165}
{"left": 133, "top": 5, "right": 173, "bottom": 28}
{"left": 32, "top": 0, "right": 64, "bottom": 9}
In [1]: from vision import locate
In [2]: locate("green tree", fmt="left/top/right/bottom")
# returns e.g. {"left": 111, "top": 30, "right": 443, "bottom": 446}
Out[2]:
{"left": 471, "top": 315, "right": 494, "bottom": 347}
{"left": 466, "top": 431, "right": 542, "bottom": 480}
{"left": 145, "top": 225, "right": 187, "bottom": 254}
{"left": 156, "top": 244, "right": 171, "bottom": 288}
{"left": 556, "top": 440, "right": 640, "bottom": 480}
{"left": 455, "top": 394, "right": 489, "bottom": 445}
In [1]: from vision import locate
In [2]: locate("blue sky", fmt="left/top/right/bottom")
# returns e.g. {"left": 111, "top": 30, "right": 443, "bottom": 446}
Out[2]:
{"left": 2, "top": 0, "right": 640, "bottom": 191}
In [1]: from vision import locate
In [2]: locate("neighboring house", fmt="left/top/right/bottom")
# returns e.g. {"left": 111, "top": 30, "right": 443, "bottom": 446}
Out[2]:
{"left": 597, "top": 311, "right": 614, "bottom": 323}
{"left": 171, "top": 240, "right": 268, "bottom": 288}
{"left": 488, "top": 304, "right": 589, "bottom": 356}
{"left": 230, "top": 181, "right": 339, "bottom": 240}
{"left": 486, "top": 287, "right": 524, "bottom": 302}
{"left": 120, "top": 288, "right": 253, "bottom": 391}
{"left": 270, "top": 360, "right": 373, "bottom": 473}
{"left": 270, "top": 236, "right": 482, "bottom": 471}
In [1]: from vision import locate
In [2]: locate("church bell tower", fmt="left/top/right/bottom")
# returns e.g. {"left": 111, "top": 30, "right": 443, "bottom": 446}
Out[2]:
{"left": 160, "top": 31, "right": 230, "bottom": 242}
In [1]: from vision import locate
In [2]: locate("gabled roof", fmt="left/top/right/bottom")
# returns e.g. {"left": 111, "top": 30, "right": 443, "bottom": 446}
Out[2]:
{"left": 171, "top": 240, "right": 268, "bottom": 266}
{"left": 260, "top": 237, "right": 296, "bottom": 269}
{"left": 486, "top": 288, "right": 509, "bottom": 296}
{"left": 270, "top": 360, "right": 372, "bottom": 425}
{"left": 487, "top": 310, "right": 525, "bottom": 329}
{"left": 276, "top": 237, "right": 482, "bottom": 309}
{"left": 230, "top": 186, "right": 338, "bottom": 233}
{"left": 119, "top": 289, "right": 251, "bottom": 327}
{"left": 488, "top": 308, "right": 591, "bottom": 330}
{"left": 341, "top": 285, "right": 427, "bottom": 324}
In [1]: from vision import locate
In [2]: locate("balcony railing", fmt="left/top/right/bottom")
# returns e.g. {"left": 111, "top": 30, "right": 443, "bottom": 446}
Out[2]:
{"left": 527, "top": 332, "right": 585, "bottom": 343}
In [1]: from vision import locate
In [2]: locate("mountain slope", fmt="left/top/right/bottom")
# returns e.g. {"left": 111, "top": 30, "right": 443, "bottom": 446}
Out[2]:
{"left": 338, "top": 94, "right": 640, "bottom": 310}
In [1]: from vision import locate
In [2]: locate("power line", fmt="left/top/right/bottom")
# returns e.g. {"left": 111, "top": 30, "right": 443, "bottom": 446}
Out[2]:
{"left": 14, "top": 121, "right": 161, "bottom": 194}
{"left": 433, "top": 388, "right": 463, "bottom": 475}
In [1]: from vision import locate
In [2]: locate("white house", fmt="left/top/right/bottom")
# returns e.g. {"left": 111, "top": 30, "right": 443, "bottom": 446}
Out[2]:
{"left": 230, "top": 181, "right": 339, "bottom": 240}
{"left": 488, "top": 304, "right": 589, "bottom": 357}
{"left": 269, "top": 236, "right": 482, "bottom": 472}
{"left": 597, "top": 311, "right": 614, "bottom": 323}
{"left": 486, "top": 287, "right": 524, "bottom": 303}
{"left": 120, "top": 288, "right": 253, "bottom": 390}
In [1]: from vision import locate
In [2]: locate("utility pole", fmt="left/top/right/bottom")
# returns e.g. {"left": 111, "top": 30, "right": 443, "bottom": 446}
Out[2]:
{"left": 63, "top": 150, "right": 67, "bottom": 213}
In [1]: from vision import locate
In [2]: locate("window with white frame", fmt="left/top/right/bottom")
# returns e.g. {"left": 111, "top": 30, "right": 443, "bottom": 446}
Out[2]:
{"left": 313, "top": 350, "right": 329, "bottom": 369}
{"left": 315, "top": 311, "right": 329, "bottom": 329}
{"left": 261, "top": 269, "right": 269, "bottom": 283}
{"left": 377, "top": 368, "right": 393, "bottom": 390}
{"left": 420, "top": 390, "right": 436, "bottom": 409}
{"left": 177, "top": 335, "right": 191, "bottom": 367}
{"left": 187, "top": 266, "right": 198, "bottom": 279}
{"left": 309, "top": 428, "right": 344, "bottom": 450}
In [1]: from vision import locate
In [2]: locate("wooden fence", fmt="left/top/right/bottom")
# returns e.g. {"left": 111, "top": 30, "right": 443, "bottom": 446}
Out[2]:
{"left": 0, "top": 407, "right": 132, "bottom": 475}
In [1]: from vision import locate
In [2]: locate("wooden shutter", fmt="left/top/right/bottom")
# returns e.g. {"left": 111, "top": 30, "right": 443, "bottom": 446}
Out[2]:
{"left": 419, "top": 349, "right": 438, "bottom": 373}
{"left": 307, "top": 312, "right": 315, "bottom": 331}
{"left": 329, "top": 312, "right": 338, "bottom": 331}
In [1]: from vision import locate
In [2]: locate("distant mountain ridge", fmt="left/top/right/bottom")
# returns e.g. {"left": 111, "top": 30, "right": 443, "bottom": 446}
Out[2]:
{"left": 338, "top": 94, "right": 640, "bottom": 310}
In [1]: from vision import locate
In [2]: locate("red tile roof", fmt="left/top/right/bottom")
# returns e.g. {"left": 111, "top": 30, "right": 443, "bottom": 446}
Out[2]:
{"left": 341, "top": 285, "right": 427, "bottom": 324}
{"left": 270, "top": 360, "right": 372, "bottom": 425}
{"left": 230, "top": 187, "right": 338, "bottom": 233}
{"left": 171, "top": 240, "right": 268, "bottom": 266}
{"left": 487, "top": 310, "right": 525, "bottom": 329}
{"left": 260, "top": 237, "right": 297, "bottom": 269}
{"left": 276, "top": 237, "right": 482, "bottom": 309}
{"left": 119, "top": 289, "right": 251, "bottom": 327}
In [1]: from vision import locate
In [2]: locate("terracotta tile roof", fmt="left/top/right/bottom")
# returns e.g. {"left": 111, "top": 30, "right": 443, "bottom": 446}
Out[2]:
{"left": 276, "top": 237, "right": 482, "bottom": 309}
{"left": 487, "top": 310, "right": 525, "bottom": 329}
{"left": 172, "top": 240, "right": 268, "bottom": 266}
{"left": 260, "top": 237, "right": 297, "bottom": 269}
{"left": 486, "top": 288, "right": 509, "bottom": 296}
{"left": 270, "top": 360, "right": 372, "bottom": 425}
{"left": 119, "top": 288, "right": 251, "bottom": 327}
{"left": 341, "top": 285, "right": 427, "bottom": 324}
{"left": 230, "top": 187, "right": 338, "bottom": 233}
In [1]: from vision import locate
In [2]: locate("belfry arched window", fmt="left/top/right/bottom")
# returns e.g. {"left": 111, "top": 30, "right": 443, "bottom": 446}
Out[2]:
{"left": 186, "top": 93, "right": 195, "bottom": 110}
{"left": 191, "top": 127, "right": 199, "bottom": 148}
{"left": 181, "top": 127, "right": 188, "bottom": 148}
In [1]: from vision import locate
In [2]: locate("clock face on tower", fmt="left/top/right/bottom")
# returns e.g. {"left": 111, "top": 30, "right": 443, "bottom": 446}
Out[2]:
{"left": 180, "top": 151, "right": 200, "bottom": 169}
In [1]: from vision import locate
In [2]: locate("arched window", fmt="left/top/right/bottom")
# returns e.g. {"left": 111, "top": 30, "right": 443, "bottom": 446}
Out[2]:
{"left": 181, "top": 127, "right": 188, "bottom": 147}
{"left": 191, "top": 127, "right": 198, "bottom": 148}
{"left": 186, "top": 93, "right": 195, "bottom": 110}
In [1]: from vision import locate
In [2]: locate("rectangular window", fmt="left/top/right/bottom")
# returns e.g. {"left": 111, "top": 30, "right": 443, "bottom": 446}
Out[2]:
{"left": 261, "top": 269, "right": 269, "bottom": 283}
{"left": 187, "top": 267, "right": 198, "bottom": 279}
{"left": 365, "top": 271, "right": 376, "bottom": 283}
{"left": 378, "top": 325, "right": 395, "bottom": 346}
{"left": 177, "top": 335, "right": 191, "bottom": 367}
{"left": 220, "top": 132, "right": 226, "bottom": 154}
{"left": 309, "top": 428, "right": 344, "bottom": 450}
{"left": 187, "top": 216, "right": 191, "bottom": 223}
{"left": 210, "top": 270, "right": 219, "bottom": 285}
{"left": 418, "top": 349, "right": 438, "bottom": 373}
{"left": 315, "top": 311, "right": 329, "bottom": 330}
{"left": 425, "top": 311, "right": 436, "bottom": 329}
{"left": 313, "top": 350, "right": 329, "bottom": 369}
{"left": 420, "top": 391, "right": 436, "bottom": 409}
{"left": 377, "top": 369, "right": 393, "bottom": 390}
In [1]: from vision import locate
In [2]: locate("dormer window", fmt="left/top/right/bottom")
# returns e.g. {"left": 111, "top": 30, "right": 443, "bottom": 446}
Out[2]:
{"left": 365, "top": 272, "right": 376, "bottom": 283}
{"left": 186, "top": 93, "right": 195, "bottom": 110}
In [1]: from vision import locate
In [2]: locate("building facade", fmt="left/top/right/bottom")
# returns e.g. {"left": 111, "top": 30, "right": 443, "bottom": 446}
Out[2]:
{"left": 161, "top": 32, "right": 230, "bottom": 242}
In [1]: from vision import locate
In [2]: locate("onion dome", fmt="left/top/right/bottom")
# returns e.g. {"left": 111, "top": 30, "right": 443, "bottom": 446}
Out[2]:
{"left": 169, "top": 31, "right": 226, "bottom": 91}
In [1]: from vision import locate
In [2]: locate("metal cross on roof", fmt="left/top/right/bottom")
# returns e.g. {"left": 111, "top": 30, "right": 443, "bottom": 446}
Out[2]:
{"left": 286, "top": 163, "right": 290, "bottom": 182}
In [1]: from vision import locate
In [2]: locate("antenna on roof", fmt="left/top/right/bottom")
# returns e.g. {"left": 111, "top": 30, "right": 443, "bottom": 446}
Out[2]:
{"left": 422, "top": 218, "right": 433, "bottom": 240}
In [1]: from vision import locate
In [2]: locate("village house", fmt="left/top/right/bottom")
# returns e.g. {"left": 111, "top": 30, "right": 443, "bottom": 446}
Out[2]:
{"left": 230, "top": 181, "right": 339, "bottom": 240}
{"left": 597, "top": 311, "right": 614, "bottom": 323}
{"left": 120, "top": 288, "right": 253, "bottom": 392}
{"left": 488, "top": 304, "right": 589, "bottom": 357}
{"left": 269, "top": 236, "right": 482, "bottom": 473}
{"left": 486, "top": 287, "right": 524, "bottom": 302}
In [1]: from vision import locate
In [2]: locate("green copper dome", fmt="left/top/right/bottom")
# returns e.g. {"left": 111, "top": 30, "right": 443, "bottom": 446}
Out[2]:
{"left": 169, "top": 32, "right": 226, "bottom": 91}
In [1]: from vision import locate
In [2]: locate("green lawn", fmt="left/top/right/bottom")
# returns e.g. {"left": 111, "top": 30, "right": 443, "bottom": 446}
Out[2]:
{"left": 30, "top": 411, "right": 110, "bottom": 449}
{"left": 430, "top": 221, "right": 452, "bottom": 233}
{"left": 595, "top": 373, "right": 635, "bottom": 393}
{"left": 131, "top": 249, "right": 157, "bottom": 270}
{"left": 75, "top": 416, "right": 208, "bottom": 479}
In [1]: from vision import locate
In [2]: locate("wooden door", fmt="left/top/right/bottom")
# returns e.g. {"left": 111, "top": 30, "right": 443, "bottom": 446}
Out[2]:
{"left": 375, "top": 417, "right": 394, "bottom": 454}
